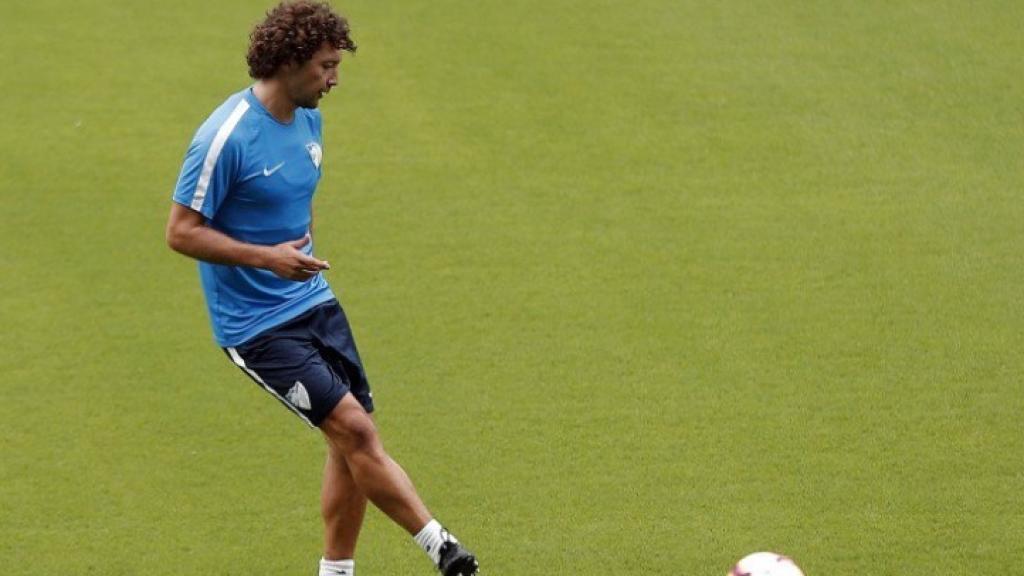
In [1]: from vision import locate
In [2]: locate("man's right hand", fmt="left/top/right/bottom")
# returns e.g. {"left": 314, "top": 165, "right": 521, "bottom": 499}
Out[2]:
{"left": 265, "top": 234, "right": 331, "bottom": 281}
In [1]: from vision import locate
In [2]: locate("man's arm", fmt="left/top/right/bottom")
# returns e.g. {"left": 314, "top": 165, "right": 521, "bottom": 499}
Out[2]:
{"left": 165, "top": 202, "right": 329, "bottom": 282}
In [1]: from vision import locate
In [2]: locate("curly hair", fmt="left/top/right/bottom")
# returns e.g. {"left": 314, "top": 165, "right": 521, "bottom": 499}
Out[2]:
{"left": 247, "top": 1, "right": 356, "bottom": 79}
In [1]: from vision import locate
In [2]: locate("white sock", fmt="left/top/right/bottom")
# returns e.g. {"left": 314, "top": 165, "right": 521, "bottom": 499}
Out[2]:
{"left": 414, "top": 519, "right": 457, "bottom": 565}
{"left": 319, "top": 557, "right": 354, "bottom": 576}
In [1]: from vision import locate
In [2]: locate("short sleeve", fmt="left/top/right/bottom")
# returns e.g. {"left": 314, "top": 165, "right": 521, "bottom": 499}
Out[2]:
{"left": 172, "top": 130, "right": 242, "bottom": 220}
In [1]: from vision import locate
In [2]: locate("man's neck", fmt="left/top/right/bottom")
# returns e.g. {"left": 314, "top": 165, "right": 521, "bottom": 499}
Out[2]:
{"left": 252, "top": 79, "right": 296, "bottom": 123}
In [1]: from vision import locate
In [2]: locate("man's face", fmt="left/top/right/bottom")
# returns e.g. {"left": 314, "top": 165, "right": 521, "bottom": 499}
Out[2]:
{"left": 285, "top": 42, "right": 341, "bottom": 109}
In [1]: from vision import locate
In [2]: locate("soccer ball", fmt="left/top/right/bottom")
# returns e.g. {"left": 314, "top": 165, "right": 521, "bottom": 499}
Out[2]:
{"left": 728, "top": 552, "right": 805, "bottom": 576}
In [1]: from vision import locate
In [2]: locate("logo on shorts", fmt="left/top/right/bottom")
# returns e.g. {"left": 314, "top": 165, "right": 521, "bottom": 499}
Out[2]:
{"left": 286, "top": 381, "right": 312, "bottom": 410}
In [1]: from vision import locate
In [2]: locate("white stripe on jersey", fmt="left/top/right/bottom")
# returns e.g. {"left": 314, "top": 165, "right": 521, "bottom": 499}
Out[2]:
{"left": 226, "top": 346, "right": 315, "bottom": 428}
{"left": 191, "top": 99, "right": 251, "bottom": 212}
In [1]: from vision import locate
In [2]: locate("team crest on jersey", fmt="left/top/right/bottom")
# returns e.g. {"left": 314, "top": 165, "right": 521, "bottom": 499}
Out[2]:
{"left": 306, "top": 142, "right": 322, "bottom": 169}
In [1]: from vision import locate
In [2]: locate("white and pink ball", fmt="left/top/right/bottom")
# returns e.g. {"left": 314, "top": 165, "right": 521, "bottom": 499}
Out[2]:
{"left": 728, "top": 552, "right": 805, "bottom": 576}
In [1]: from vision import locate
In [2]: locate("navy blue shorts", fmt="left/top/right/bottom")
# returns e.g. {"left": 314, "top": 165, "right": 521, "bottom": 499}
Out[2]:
{"left": 223, "top": 299, "right": 374, "bottom": 427}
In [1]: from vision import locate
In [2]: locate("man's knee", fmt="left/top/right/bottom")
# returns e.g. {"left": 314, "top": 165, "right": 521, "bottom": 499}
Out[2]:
{"left": 321, "top": 395, "right": 380, "bottom": 454}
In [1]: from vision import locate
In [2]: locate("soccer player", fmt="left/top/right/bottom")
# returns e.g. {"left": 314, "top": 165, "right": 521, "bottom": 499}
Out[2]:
{"left": 164, "top": 3, "right": 479, "bottom": 575}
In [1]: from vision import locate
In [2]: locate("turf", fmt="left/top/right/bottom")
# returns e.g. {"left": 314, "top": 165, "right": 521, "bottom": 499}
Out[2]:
{"left": 1, "top": 1, "right": 1022, "bottom": 574}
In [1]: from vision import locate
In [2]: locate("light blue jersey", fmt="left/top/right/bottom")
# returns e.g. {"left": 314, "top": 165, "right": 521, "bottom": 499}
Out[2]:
{"left": 173, "top": 87, "right": 335, "bottom": 346}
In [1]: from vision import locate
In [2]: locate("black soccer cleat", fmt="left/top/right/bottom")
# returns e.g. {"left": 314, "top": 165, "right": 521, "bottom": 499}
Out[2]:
{"left": 437, "top": 540, "right": 479, "bottom": 576}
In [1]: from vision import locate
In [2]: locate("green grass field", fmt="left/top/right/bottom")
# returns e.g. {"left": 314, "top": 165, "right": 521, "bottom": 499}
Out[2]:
{"left": 2, "top": 1, "right": 1022, "bottom": 574}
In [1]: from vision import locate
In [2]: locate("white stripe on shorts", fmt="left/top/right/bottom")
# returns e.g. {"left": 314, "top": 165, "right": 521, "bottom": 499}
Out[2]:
{"left": 226, "top": 346, "right": 315, "bottom": 428}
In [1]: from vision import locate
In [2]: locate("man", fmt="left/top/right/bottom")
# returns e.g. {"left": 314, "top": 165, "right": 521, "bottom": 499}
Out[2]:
{"left": 165, "top": 3, "right": 479, "bottom": 575}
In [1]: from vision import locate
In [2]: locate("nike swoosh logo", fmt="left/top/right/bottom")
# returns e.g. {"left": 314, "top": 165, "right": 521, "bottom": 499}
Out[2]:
{"left": 263, "top": 162, "right": 285, "bottom": 177}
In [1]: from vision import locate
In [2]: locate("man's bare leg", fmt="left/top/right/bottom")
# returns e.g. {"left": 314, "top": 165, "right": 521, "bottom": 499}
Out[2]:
{"left": 319, "top": 394, "right": 478, "bottom": 575}
{"left": 319, "top": 393, "right": 431, "bottom": 534}
{"left": 321, "top": 447, "right": 368, "bottom": 560}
